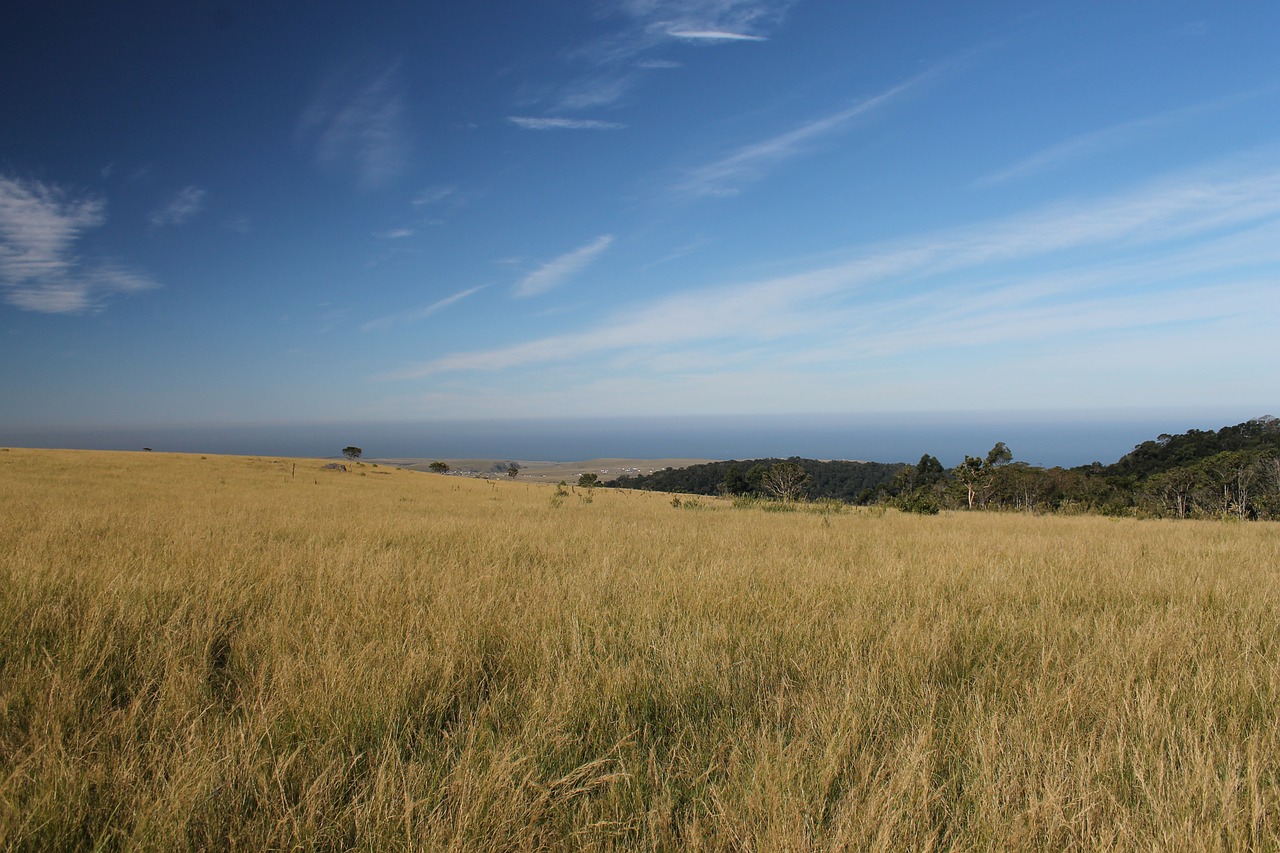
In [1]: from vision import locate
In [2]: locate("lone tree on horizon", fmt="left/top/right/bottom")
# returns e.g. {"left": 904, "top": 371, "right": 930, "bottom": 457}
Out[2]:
{"left": 342, "top": 446, "right": 362, "bottom": 460}
{"left": 507, "top": 463, "right": 521, "bottom": 479}
{"left": 429, "top": 461, "right": 449, "bottom": 474}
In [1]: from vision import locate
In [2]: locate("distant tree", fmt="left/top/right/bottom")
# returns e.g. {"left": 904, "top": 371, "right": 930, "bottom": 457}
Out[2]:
{"left": 953, "top": 443, "right": 1013, "bottom": 509}
{"left": 1145, "top": 467, "right": 1198, "bottom": 519}
{"left": 578, "top": 472, "right": 600, "bottom": 488}
{"left": 428, "top": 461, "right": 449, "bottom": 474}
{"left": 721, "top": 464, "right": 749, "bottom": 496}
{"left": 507, "top": 463, "right": 521, "bottom": 479}
{"left": 986, "top": 441, "right": 1013, "bottom": 468}
{"left": 745, "top": 463, "right": 770, "bottom": 495}
{"left": 954, "top": 455, "right": 986, "bottom": 509}
{"left": 342, "top": 446, "right": 362, "bottom": 460}
{"left": 761, "top": 461, "right": 809, "bottom": 501}
{"left": 916, "top": 454, "right": 945, "bottom": 488}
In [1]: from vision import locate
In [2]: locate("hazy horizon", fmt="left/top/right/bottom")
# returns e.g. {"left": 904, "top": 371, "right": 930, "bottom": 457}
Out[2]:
{"left": 3, "top": 408, "right": 1266, "bottom": 469}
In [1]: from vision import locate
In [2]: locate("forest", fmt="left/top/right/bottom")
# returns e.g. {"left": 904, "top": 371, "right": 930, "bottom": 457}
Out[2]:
{"left": 607, "top": 416, "right": 1280, "bottom": 520}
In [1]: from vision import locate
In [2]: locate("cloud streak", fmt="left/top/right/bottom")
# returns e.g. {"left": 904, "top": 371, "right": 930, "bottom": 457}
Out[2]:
{"left": 621, "top": 0, "right": 793, "bottom": 44}
{"left": 545, "top": 1, "right": 789, "bottom": 111}
{"left": 974, "top": 90, "right": 1267, "bottom": 187}
{"left": 508, "top": 116, "right": 626, "bottom": 131}
{"left": 298, "top": 62, "right": 409, "bottom": 188}
{"left": 386, "top": 160, "right": 1280, "bottom": 379}
{"left": 514, "top": 235, "right": 615, "bottom": 298}
{"left": 411, "top": 186, "right": 456, "bottom": 207}
{"left": 0, "top": 175, "right": 157, "bottom": 314}
{"left": 674, "top": 71, "right": 932, "bottom": 197}
{"left": 149, "top": 186, "right": 206, "bottom": 227}
{"left": 361, "top": 285, "right": 486, "bottom": 332}
{"left": 668, "top": 29, "right": 766, "bottom": 40}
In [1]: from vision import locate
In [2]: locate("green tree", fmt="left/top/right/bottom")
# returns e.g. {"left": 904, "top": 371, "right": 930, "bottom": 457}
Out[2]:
{"left": 954, "top": 455, "right": 985, "bottom": 509}
{"left": 761, "top": 461, "right": 809, "bottom": 502}
{"left": 428, "top": 461, "right": 449, "bottom": 474}
{"left": 953, "top": 443, "right": 1012, "bottom": 509}
{"left": 986, "top": 441, "right": 1012, "bottom": 468}
{"left": 578, "top": 472, "right": 600, "bottom": 488}
{"left": 916, "top": 454, "right": 945, "bottom": 488}
{"left": 507, "top": 463, "right": 521, "bottom": 479}
{"left": 721, "top": 464, "right": 749, "bottom": 496}
{"left": 1145, "top": 467, "right": 1198, "bottom": 519}
{"left": 342, "top": 446, "right": 362, "bottom": 460}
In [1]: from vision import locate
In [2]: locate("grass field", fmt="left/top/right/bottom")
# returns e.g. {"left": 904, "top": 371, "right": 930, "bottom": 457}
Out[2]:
{"left": 2, "top": 448, "right": 1279, "bottom": 850}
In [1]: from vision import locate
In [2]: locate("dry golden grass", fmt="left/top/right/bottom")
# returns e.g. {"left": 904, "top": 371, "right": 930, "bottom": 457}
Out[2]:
{"left": 2, "top": 447, "right": 1279, "bottom": 850}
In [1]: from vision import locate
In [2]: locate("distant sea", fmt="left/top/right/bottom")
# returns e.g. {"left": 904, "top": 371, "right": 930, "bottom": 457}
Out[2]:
{"left": 2, "top": 410, "right": 1266, "bottom": 468}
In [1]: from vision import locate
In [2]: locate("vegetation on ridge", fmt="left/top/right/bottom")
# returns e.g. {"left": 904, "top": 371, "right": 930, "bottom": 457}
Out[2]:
{"left": 610, "top": 417, "right": 1280, "bottom": 520}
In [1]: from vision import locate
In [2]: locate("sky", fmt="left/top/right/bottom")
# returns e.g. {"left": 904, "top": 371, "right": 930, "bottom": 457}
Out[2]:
{"left": 2, "top": 1, "right": 1278, "bottom": 460}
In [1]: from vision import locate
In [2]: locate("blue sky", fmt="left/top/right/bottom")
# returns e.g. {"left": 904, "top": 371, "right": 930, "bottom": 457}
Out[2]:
{"left": 2, "top": 1, "right": 1278, "bottom": 442}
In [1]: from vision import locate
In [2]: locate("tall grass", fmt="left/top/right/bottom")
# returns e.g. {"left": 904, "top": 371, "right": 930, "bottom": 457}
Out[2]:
{"left": 2, "top": 448, "right": 1279, "bottom": 850}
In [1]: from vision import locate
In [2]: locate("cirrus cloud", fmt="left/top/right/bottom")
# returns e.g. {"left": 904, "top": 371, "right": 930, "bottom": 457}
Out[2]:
{"left": 0, "top": 175, "right": 158, "bottom": 314}
{"left": 514, "top": 235, "right": 615, "bottom": 297}
{"left": 508, "top": 116, "right": 627, "bottom": 131}
{"left": 149, "top": 186, "right": 206, "bottom": 227}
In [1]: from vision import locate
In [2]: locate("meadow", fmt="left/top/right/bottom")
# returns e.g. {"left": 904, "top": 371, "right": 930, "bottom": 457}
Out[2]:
{"left": 2, "top": 448, "right": 1279, "bottom": 851}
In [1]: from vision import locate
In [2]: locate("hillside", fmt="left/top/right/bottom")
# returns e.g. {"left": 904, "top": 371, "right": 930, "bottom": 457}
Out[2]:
{"left": 1091, "top": 415, "right": 1280, "bottom": 480}
{"left": 607, "top": 457, "right": 904, "bottom": 503}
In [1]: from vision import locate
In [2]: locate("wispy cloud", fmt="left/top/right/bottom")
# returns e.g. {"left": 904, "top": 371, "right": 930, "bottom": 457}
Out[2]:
{"left": 361, "top": 285, "right": 486, "bottom": 332}
{"left": 411, "top": 186, "right": 456, "bottom": 207}
{"left": 543, "top": 1, "right": 789, "bottom": 111}
{"left": 508, "top": 116, "right": 627, "bottom": 131}
{"left": 974, "top": 90, "right": 1267, "bottom": 187}
{"left": 668, "top": 29, "right": 766, "bottom": 41}
{"left": 0, "top": 175, "right": 158, "bottom": 314}
{"left": 149, "top": 186, "right": 206, "bottom": 227}
{"left": 222, "top": 214, "right": 251, "bottom": 234}
{"left": 619, "top": 0, "right": 793, "bottom": 44}
{"left": 386, "top": 159, "right": 1280, "bottom": 379}
{"left": 674, "top": 71, "right": 931, "bottom": 197}
{"left": 514, "top": 235, "right": 615, "bottom": 298}
{"left": 376, "top": 227, "right": 414, "bottom": 239}
{"left": 297, "top": 62, "right": 409, "bottom": 189}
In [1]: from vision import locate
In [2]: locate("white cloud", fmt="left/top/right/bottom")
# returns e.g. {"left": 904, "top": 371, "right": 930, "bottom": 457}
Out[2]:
{"left": 0, "top": 175, "right": 158, "bottom": 314}
{"left": 619, "top": 0, "right": 792, "bottom": 43}
{"left": 376, "top": 227, "right": 414, "bottom": 239}
{"left": 514, "top": 235, "right": 615, "bottom": 298}
{"left": 297, "top": 62, "right": 409, "bottom": 188}
{"left": 556, "top": 75, "right": 640, "bottom": 111}
{"left": 545, "top": 1, "right": 787, "bottom": 111}
{"left": 386, "top": 160, "right": 1280, "bottom": 379}
{"left": 361, "top": 285, "right": 486, "bottom": 332}
{"left": 149, "top": 186, "right": 206, "bottom": 227}
{"left": 411, "top": 186, "right": 456, "bottom": 206}
{"left": 668, "top": 29, "right": 766, "bottom": 40}
{"left": 674, "top": 71, "right": 931, "bottom": 197}
{"left": 508, "top": 116, "right": 627, "bottom": 131}
{"left": 974, "top": 90, "right": 1265, "bottom": 187}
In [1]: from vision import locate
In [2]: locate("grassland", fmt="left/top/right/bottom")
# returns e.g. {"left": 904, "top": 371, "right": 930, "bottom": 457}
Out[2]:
{"left": 2, "top": 448, "right": 1279, "bottom": 850}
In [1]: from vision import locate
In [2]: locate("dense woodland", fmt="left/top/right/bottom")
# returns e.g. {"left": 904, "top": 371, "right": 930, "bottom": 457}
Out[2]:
{"left": 607, "top": 416, "right": 1280, "bottom": 520}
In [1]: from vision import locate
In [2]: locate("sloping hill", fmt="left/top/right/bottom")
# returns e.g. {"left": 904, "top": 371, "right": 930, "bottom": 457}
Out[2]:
{"left": 607, "top": 457, "right": 904, "bottom": 503}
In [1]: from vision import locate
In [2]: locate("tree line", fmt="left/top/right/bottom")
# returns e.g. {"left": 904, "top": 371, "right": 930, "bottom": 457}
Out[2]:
{"left": 607, "top": 417, "right": 1280, "bottom": 520}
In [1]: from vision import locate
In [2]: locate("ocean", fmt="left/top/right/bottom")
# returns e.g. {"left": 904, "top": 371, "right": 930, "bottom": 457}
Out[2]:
{"left": 1, "top": 409, "right": 1263, "bottom": 468}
